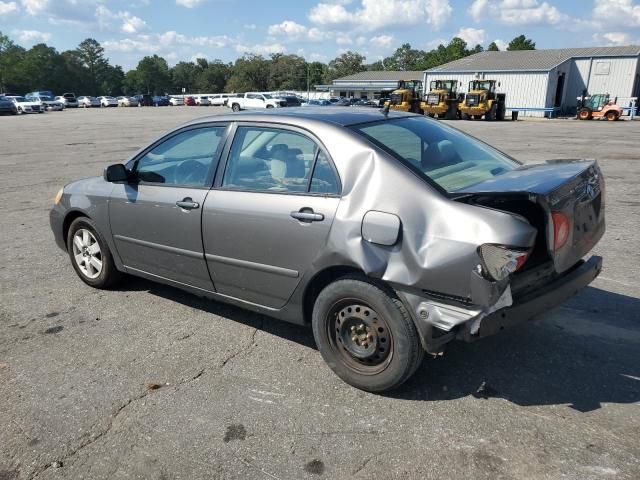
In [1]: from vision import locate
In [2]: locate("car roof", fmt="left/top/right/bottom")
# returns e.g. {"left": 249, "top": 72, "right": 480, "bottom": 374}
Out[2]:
{"left": 183, "top": 107, "right": 418, "bottom": 128}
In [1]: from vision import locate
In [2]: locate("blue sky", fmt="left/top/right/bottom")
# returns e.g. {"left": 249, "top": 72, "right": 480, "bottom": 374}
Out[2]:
{"left": 1, "top": 0, "right": 639, "bottom": 69}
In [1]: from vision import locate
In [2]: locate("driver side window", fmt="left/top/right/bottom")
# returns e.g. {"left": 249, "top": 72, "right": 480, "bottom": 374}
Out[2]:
{"left": 135, "top": 126, "right": 226, "bottom": 187}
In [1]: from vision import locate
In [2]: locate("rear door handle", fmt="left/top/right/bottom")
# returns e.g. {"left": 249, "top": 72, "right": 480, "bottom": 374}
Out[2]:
{"left": 176, "top": 198, "right": 200, "bottom": 210}
{"left": 290, "top": 210, "right": 324, "bottom": 222}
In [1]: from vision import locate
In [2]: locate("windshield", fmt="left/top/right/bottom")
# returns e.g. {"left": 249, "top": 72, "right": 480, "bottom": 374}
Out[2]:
{"left": 40, "top": 96, "right": 54, "bottom": 101}
{"left": 14, "top": 97, "right": 27, "bottom": 102}
{"left": 351, "top": 117, "right": 519, "bottom": 193}
{"left": 262, "top": 94, "right": 273, "bottom": 99}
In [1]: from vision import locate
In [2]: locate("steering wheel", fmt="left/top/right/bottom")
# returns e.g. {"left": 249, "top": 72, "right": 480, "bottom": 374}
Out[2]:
{"left": 175, "top": 159, "right": 207, "bottom": 185}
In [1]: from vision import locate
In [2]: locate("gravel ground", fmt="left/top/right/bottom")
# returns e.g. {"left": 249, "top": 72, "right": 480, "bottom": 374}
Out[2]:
{"left": 0, "top": 107, "right": 638, "bottom": 480}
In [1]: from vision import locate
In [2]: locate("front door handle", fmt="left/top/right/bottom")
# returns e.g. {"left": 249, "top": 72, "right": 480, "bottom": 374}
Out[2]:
{"left": 176, "top": 198, "right": 200, "bottom": 210}
{"left": 291, "top": 209, "right": 324, "bottom": 222}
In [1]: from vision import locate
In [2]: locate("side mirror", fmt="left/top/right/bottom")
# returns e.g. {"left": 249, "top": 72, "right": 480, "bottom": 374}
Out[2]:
{"left": 104, "top": 164, "right": 128, "bottom": 182}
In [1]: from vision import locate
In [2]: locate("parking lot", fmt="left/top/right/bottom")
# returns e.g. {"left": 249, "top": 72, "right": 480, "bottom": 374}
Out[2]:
{"left": 0, "top": 107, "right": 639, "bottom": 480}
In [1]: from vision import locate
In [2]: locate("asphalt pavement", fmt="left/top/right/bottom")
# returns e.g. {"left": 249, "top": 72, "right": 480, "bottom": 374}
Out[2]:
{"left": 0, "top": 107, "right": 638, "bottom": 479}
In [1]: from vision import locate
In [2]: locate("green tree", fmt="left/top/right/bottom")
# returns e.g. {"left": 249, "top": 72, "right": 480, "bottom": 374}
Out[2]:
{"left": 225, "top": 54, "right": 269, "bottom": 92}
{"left": 171, "top": 61, "right": 200, "bottom": 92}
{"left": 135, "top": 55, "right": 171, "bottom": 94}
{"left": 325, "top": 51, "right": 366, "bottom": 82}
{"left": 99, "top": 64, "right": 124, "bottom": 96}
{"left": 383, "top": 43, "right": 424, "bottom": 71}
{"left": 487, "top": 41, "right": 500, "bottom": 52}
{"left": 0, "top": 31, "right": 26, "bottom": 92}
{"left": 76, "top": 39, "right": 109, "bottom": 95}
{"left": 123, "top": 69, "right": 142, "bottom": 95}
{"left": 195, "top": 60, "right": 231, "bottom": 92}
{"left": 268, "top": 53, "right": 306, "bottom": 90}
{"left": 366, "top": 60, "right": 385, "bottom": 71}
{"left": 507, "top": 35, "right": 536, "bottom": 51}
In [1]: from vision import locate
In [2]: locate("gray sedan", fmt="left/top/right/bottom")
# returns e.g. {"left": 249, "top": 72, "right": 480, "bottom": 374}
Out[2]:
{"left": 50, "top": 109, "right": 604, "bottom": 391}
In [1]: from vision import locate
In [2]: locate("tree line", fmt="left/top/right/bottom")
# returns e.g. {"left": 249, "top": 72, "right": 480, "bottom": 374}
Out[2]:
{"left": 0, "top": 31, "right": 535, "bottom": 96}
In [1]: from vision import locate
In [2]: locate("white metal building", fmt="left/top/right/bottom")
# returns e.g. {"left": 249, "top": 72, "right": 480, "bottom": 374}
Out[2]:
{"left": 316, "top": 71, "right": 424, "bottom": 100}
{"left": 424, "top": 46, "right": 640, "bottom": 117}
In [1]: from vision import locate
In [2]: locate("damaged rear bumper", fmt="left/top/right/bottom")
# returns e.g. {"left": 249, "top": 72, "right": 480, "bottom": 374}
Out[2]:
{"left": 397, "top": 255, "right": 602, "bottom": 353}
{"left": 458, "top": 255, "right": 602, "bottom": 341}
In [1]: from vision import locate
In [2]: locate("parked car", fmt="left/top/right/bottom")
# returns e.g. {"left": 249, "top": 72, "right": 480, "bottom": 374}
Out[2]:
{"left": 227, "top": 92, "right": 286, "bottom": 111}
{"left": 133, "top": 94, "right": 154, "bottom": 107}
{"left": 0, "top": 95, "right": 18, "bottom": 115}
{"left": 169, "top": 96, "right": 184, "bottom": 106}
{"left": 55, "top": 93, "right": 78, "bottom": 108}
{"left": 78, "top": 96, "right": 100, "bottom": 108}
{"left": 279, "top": 96, "right": 302, "bottom": 107}
{"left": 50, "top": 109, "right": 605, "bottom": 392}
{"left": 32, "top": 95, "right": 64, "bottom": 111}
{"left": 194, "top": 95, "right": 211, "bottom": 106}
{"left": 333, "top": 98, "right": 351, "bottom": 106}
{"left": 25, "top": 91, "right": 54, "bottom": 101}
{"left": 117, "top": 96, "right": 139, "bottom": 107}
{"left": 353, "top": 99, "right": 378, "bottom": 108}
{"left": 98, "top": 96, "right": 118, "bottom": 107}
{"left": 209, "top": 94, "right": 232, "bottom": 106}
{"left": 152, "top": 95, "right": 170, "bottom": 107}
{"left": 302, "top": 99, "right": 331, "bottom": 107}
{"left": 7, "top": 96, "right": 43, "bottom": 114}
{"left": 184, "top": 96, "right": 197, "bottom": 106}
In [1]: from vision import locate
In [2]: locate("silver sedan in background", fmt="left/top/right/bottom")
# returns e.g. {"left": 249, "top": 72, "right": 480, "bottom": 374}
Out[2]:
{"left": 78, "top": 96, "right": 100, "bottom": 108}
{"left": 117, "top": 96, "right": 139, "bottom": 107}
{"left": 50, "top": 109, "right": 604, "bottom": 392}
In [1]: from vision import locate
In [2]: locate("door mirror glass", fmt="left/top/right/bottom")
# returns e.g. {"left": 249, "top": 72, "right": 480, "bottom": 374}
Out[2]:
{"left": 104, "top": 163, "right": 128, "bottom": 182}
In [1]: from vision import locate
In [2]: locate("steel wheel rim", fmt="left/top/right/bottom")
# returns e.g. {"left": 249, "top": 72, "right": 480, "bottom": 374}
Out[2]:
{"left": 72, "top": 229, "right": 103, "bottom": 279}
{"left": 327, "top": 299, "right": 393, "bottom": 375}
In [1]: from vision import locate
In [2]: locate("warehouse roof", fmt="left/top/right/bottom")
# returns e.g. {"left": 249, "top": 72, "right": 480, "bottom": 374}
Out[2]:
{"left": 426, "top": 46, "right": 640, "bottom": 73}
{"left": 333, "top": 71, "right": 424, "bottom": 82}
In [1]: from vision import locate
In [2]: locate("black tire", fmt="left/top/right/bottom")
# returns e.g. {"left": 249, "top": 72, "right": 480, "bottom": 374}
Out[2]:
{"left": 66, "top": 217, "right": 121, "bottom": 289}
{"left": 266, "top": 104, "right": 274, "bottom": 109}
{"left": 462, "top": 113, "right": 470, "bottom": 120}
{"left": 496, "top": 103, "right": 506, "bottom": 121}
{"left": 578, "top": 107, "right": 592, "bottom": 120}
{"left": 484, "top": 104, "right": 496, "bottom": 121}
{"left": 427, "top": 112, "right": 435, "bottom": 118}
{"left": 312, "top": 276, "right": 424, "bottom": 392}
{"left": 232, "top": 103, "right": 240, "bottom": 112}
{"left": 473, "top": 115, "right": 482, "bottom": 120}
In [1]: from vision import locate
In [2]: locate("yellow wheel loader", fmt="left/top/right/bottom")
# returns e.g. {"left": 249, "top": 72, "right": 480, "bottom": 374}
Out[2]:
{"left": 459, "top": 80, "right": 506, "bottom": 121}
{"left": 384, "top": 80, "right": 424, "bottom": 114}
{"left": 423, "top": 80, "right": 464, "bottom": 120}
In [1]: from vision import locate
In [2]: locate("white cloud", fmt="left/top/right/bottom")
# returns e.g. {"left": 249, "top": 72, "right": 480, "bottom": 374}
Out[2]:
{"left": 468, "top": 0, "right": 488, "bottom": 21}
{"left": 176, "top": 0, "right": 206, "bottom": 7}
{"left": 468, "top": 0, "right": 567, "bottom": 25}
{"left": 0, "top": 1, "right": 17, "bottom": 14}
{"left": 308, "top": 0, "right": 452, "bottom": 31}
{"left": 12, "top": 29, "right": 50, "bottom": 43}
{"left": 593, "top": 0, "right": 640, "bottom": 27}
{"left": 235, "top": 42, "right": 286, "bottom": 55}
{"left": 244, "top": 23, "right": 257, "bottom": 30}
{"left": 593, "top": 32, "right": 632, "bottom": 45}
{"left": 21, "top": 0, "right": 46, "bottom": 15}
{"left": 120, "top": 12, "right": 147, "bottom": 34}
{"left": 104, "top": 31, "right": 231, "bottom": 55}
{"left": 455, "top": 27, "right": 485, "bottom": 46}
{"left": 370, "top": 34, "right": 394, "bottom": 47}
{"left": 190, "top": 52, "right": 208, "bottom": 61}
{"left": 268, "top": 20, "right": 307, "bottom": 38}
{"left": 493, "top": 38, "right": 508, "bottom": 50}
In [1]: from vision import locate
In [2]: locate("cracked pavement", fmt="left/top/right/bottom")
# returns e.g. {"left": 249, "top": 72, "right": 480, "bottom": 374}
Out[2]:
{"left": 1, "top": 108, "right": 639, "bottom": 479}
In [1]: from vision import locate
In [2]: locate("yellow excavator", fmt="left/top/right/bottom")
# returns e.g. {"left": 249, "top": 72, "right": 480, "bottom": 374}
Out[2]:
{"left": 459, "top": 80, "right": 506, "bottom": 121}
{"left": 423, "top": 80, "right": 464, "bottom": 119}
{"left": 385, "top": 80, "right": 424, "bottom": 114}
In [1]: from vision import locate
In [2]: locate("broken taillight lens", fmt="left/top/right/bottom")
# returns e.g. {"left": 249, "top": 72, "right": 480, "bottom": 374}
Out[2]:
{"left": 479, "top": 244, "right": 531, "bottom": 281}
{"left": 551, "top": 212, "right": 570, "bottom": 251}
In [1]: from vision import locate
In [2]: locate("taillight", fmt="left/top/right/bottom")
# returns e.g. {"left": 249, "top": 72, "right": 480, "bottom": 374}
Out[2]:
{"left": 551, "top": 212, "right": 570, "bottom": 251}
{"left": 478, "top": 245, "right": 531, "bottom": 281}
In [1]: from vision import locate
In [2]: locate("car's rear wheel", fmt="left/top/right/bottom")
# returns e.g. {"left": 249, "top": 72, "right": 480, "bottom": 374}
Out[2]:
{"left": 312, "top": 277, "right": 424, "bottom": 392}
{"left": 67, "top": 217, "right": 121, "bottom": 289}
{"left": 232, "top": 103, "right": 240, "bottom": 112}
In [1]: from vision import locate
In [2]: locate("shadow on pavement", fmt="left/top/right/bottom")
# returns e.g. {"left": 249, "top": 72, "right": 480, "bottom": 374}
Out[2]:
{"left": 118, "top": 278, "right": 640, "bottom": 410}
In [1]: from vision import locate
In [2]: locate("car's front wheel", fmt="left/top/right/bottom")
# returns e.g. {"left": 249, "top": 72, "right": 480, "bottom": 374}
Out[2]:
{"left": 312, "top": 276, "right": 424, "bottom": 392}
{"left": 67, "top": 217, "right": 121, "bottom": 289}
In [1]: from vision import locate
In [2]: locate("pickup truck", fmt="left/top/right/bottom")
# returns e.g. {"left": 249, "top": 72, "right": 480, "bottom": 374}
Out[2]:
{"left": 228, "top": 92, "right": 286, "bottom": 111}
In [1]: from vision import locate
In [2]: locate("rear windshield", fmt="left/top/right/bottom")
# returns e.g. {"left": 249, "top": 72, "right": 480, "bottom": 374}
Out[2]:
{"left": 351, "top": 116, "right": 518, "bottom": 192}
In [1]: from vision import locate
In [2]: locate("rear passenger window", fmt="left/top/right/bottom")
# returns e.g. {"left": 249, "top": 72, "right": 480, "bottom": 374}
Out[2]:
{"left": 310, "top": 151, "right": 339, "bottom": 194}
{"left": 223, "top": 127, "right": 318, "bottom": 193}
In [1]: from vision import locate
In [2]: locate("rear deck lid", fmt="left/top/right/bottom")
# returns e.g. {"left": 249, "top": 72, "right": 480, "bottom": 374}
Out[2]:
{"left": 456, "top": 159, "right": 605, "bottom": 273}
